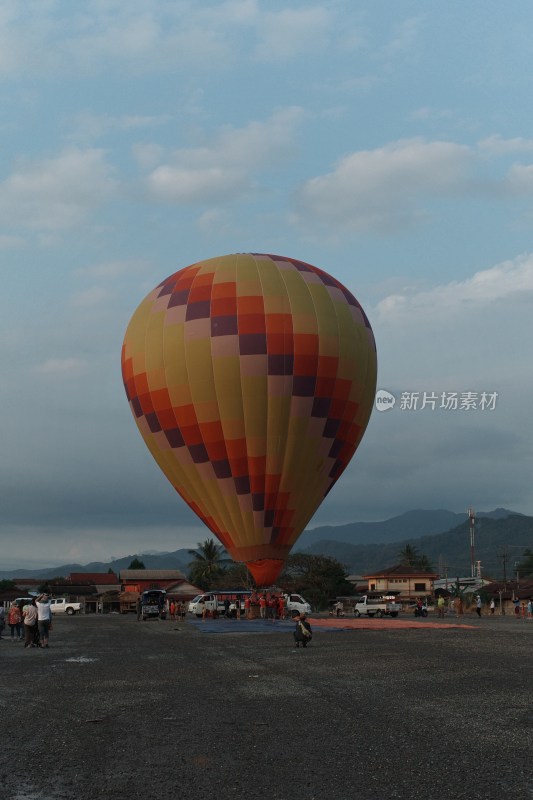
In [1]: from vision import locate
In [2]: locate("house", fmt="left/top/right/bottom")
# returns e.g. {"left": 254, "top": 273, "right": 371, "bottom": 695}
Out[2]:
{"left": 119, "top": 569, "right": 188, "bottom": 594}
{"left": 482, "top": 579, "right": 533, "bottom": 615}
{"left": 69, "top": 572, "right": 120, "bottom": 592}
{"left": 362, "top": 564, "right": 440, "bottom": 603}
{"left": 165, "top": 580, "right": 202, "bottom": 602}
{"left": 346, "top": 575, "right": 368, "bottom": 594}
{"left": 0, "top": 586, "right": 25, "bottom": 605}
{"left": 68, "top": 572, "right": 121, "bottom": 611}
{"left": 36, "top": 573, "right": 123, "bottom": 613}
{"left": 4, "top": 578, "right": 42, "bottom": 594}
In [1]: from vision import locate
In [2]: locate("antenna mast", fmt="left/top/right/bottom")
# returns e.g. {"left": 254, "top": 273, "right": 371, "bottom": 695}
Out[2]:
{"left": 467, "top": 508, "right": 476, "bottom": 578}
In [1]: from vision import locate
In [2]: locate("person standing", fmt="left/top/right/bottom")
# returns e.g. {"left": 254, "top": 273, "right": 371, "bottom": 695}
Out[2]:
{"left": 437, "top": 596, "right": 445, "bottom": 618}
{"left": 244, "top": 594, "right": 251, "bottom": 619}
{"left": 8, "top": 602, "right": 22, "bottom": 642}
{"left": 267, "top": 594, "right": 277, "bottom": 620}
{"left": 490, "top": 598, "right": 495, "bottom": 615}
{"left": 23, "top": 600, "right": 38, "bottom": 648}
{"left": 475, "top": 596, "right": 482, "bottom": 618}
{"left": 36, "top": 594, "right": 52, "bottom": 648}
{"left": 259, "top": 594, "right": 267, "bottom": 619}
{"left": 0, "top": 604, "right": 5, "bottom": 639}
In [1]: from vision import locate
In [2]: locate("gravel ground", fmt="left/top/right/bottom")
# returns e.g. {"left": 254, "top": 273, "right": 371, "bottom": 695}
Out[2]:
{"left": 0, "top": 613, "right": 531, "bottom": 800}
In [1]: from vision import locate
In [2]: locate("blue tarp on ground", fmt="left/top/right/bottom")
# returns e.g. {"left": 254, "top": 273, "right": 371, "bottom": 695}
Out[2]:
{"left": 187, "top": 617, "right": 301, "bottom": 634}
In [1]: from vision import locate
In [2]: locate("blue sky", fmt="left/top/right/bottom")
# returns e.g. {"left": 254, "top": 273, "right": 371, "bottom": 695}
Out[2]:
{"left": 1, "top": 1, "right": 532, "bottom": 568}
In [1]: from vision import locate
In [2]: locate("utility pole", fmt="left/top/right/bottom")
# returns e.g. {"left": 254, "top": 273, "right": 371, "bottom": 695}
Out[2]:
{"left": 438, "top": 555, "right": 449, "bottom": 591}
{"left": 499, "top": 550, "right": 508, "bottom": 615}
{"left": 501, "top": 550, "right": 508, "bottom": 588}
{"left": 467, "top": 508, "right": 475, "bottom": 579}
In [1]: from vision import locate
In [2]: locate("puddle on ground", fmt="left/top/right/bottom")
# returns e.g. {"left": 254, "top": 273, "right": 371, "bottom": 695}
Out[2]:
{"left": 64, "top": 656, "right": 98, "bottom": 663}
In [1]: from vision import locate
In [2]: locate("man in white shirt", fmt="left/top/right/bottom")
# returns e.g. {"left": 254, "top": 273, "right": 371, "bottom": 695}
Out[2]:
{"left": 35, "top": 594, "right": 52, "bottom": 648}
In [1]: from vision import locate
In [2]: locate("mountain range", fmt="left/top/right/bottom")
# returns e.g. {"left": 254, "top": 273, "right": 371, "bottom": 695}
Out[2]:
{"left": 1, "top": 508, "right": 530, "bottom": 581}
{"left": 301, "top": 511, "right": 532, "bottom": 578}
{"left": 297, "top": 507, "right": 517, "bottom": 548}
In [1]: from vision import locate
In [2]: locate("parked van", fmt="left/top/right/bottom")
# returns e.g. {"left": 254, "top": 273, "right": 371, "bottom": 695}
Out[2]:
{"left": 141, "top": 589, "right": 167, "bottom": 620}
{"left": 188, "top": 591, "right": 250, "bottom": 617}
{"left": 188, "top": 591, "right": 311, "bottom": 617}
{"left": 14, "top": 597, "right": 35, "bottom": 609}
{"left": 284, "top": 593, "right": 312, "bottom": 615}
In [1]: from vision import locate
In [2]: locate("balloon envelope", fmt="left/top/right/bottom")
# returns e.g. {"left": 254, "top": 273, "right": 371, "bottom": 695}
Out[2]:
{"left": 122, "top": 254, "right": 377, "bottom": 585}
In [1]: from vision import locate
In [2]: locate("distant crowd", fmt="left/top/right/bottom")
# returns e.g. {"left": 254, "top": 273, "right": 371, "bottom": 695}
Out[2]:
{"left": 198, "top": 591, "right": 287, "bottom": 620}
{"left": 0, "top": 595, "right": 53, "bottom": 648}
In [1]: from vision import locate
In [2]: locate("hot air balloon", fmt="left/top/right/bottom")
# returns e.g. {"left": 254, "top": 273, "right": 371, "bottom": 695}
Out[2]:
{"left": 121, "top": 253, "right": 377, "bottom": 586}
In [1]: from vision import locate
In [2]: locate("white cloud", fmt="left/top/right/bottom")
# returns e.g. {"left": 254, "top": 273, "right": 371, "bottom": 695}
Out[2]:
{"left": 377, "top": 253, "right": 533, "bottom": 320}
{"left": 294, "top": 138, "right": 472, "bottom": 232}
{"left": 148, "top": 165, "right": 245, "bottom": 204}
{"left": 70, "top": 287, "right": 113, "bottom": 308}
{"left": 68, "top": 111, "right": 171, "bottom": 143}
{"left": 0, "top": 2, "right": 228, "bottom": 78}
{"left": 0, "top": 523, "right": 202, "bottom": 569}
{"left": 132, "top": 143, "right": 166, "bottom": 170}
{"left": 0, "top": 233, "right": 24, "bottom": 248}
{"left": 478, "top": 135, "right": 533, "bottom": 155}
{"left": 0, "top": 148, "right": 116, "bottom": 230}
{"left": 34, "top": 357, "right": 87, "bottom": 375}
{"left": 76, "top": 259, "right": 149, "bottom": 280}
{"left": 146, "top": 107, "right": 304, "bottom": 204}
{"left": 375, "top": 16, "right": 423, "bottom": 62}
{"left": 254, "top": 6, "right": 331, "bottom": 62}
{"left": 411, "top": 106, "right": 453, "bottom": 121}
{"left": 346, "top": 254, "right": 533, "bottom": 524}
{"left": 196, "top": 208, "right": 231, "bottom": 234}
{"left": 0, "top": 1, "right": 338, "bottom": 80}
{"left": 505, "top": 163, "right": 533, "bottom": 194}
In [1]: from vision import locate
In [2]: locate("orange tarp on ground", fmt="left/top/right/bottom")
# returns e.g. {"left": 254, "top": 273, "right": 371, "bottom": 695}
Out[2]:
{"left": 310, "top": 617, "right": 476, "bottom": 631}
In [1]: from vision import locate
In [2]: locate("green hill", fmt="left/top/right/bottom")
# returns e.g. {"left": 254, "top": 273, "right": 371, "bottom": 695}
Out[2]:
{"left": 298, "top": 514, "right": 533, "bottom": 577}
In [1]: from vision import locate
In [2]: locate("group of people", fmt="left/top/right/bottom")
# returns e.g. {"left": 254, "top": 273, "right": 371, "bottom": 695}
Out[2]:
{"left": 232, "top": 592, "right": 288, "bottom": 620}
{"left": 254, "top": 592, "right": 286, "bottom": 619}
{"left": 436, "top": 595, "right": 533, "bottom": 618}
{"left": 0, "top": 594, "right": 53, "bottom": 648}
{"left": 511, "top": 598, "right": 533, "bottom": 618}
{"left": 168, "top": 599, "right": 186, "bottom": 621}
{"left": 198, "top": 592, "right": 288, "bottom": 620}
{"left": 473, "top": 595, "right": 533, "bottom": 618}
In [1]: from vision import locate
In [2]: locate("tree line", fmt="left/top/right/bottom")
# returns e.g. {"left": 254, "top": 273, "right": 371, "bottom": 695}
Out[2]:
{"left": 4, "top": 542, "right": 531, "bottom": 610}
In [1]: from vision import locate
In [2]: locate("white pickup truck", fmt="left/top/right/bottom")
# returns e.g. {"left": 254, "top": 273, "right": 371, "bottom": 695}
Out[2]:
{"left": 50, "top": 598, "right": 83, "bottom": 615}
{"left": 353, "top": 595, "right": 400, "bottom": 618}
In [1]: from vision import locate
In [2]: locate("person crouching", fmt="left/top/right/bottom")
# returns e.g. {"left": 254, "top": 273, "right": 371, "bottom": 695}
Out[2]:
{"left": 293, "top": 613, "right": 312, "bottom": 648}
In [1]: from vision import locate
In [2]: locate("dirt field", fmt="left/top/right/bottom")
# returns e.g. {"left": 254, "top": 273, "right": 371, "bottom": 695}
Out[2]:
{"left": 0, "top": 613, "right": 531, "bottom": 800}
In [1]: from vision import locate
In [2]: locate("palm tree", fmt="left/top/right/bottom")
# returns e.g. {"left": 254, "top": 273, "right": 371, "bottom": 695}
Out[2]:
{"left": 416, "top": 554, "right": 434, "bottom": 571}
{"left": 398, "top": 544, "right": 433, "bottom": 571}
{"left": 398, "top": 544, "right": 419, "bottom": 567}
{"left": 188, "top": 538, "right": 230, "bottom": 589}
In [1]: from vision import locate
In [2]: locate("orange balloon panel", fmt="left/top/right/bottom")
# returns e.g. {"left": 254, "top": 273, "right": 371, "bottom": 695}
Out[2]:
{"left": 122, "top": 254, "right": 377, "bottom": 585}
